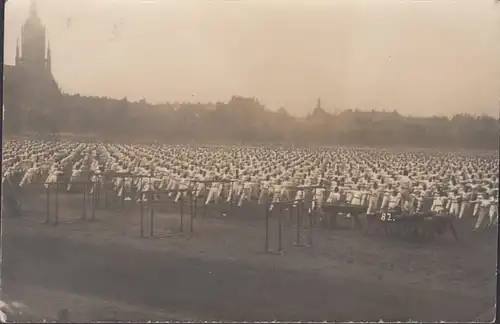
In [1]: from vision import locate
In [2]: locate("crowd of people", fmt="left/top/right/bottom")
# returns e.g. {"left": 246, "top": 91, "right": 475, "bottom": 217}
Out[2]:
{"left": 2, "top": 140, "right": 499, "bottom": 229}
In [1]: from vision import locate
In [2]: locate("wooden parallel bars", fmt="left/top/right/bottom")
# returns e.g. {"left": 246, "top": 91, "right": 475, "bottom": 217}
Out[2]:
{"left": 43, "top": 180, "right": 97, "bottom": 226}
{"left": 138, "top": 188, "right": 196, "bottom": 239}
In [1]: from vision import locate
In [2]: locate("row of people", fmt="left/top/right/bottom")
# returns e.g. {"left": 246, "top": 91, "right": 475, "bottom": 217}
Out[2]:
{"left": 4, "top": 140, "right": 498, "bottom": 229}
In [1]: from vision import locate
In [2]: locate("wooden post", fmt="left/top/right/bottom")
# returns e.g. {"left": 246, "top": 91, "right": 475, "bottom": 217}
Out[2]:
{"left": 308, "top": 205, "right": 314, "bottom": 246}
{"left": 82, "top": 182, "right": 87, "bottom": 220}
{"left": 265, "top": 203, "right": 270, "bottom": 252}
{"left": 45, "top": 186, "right": 50, "bottom": 224}
{"left": 180, "top": 195, "right": 184, "bottom": 233}
{"left": 194, "top": 196, "right": 198, "bottom": 219}
{"left": 121, "top": 179, "right": 125, "bottom": 211}
{"left": 91, "top": 182, "right": 96, "bottom": 221}
{"left": 189, "top": 193, "right": 194, "bottom": 234}
{"left": 277, "top": 202, "right": 283, "bottom": 252}
{"left": 203, "top": 196, "right": 207, "bottom": 218}
{"left": 94, "top": 182, "right": 99, "bottom": 208}
{"left": 149, "top": 187, "right": 154, "bottom": 237}
{"left": 140, "top": 196, "right": 144, "bottom": 238}
{"left": 229, "top": 181, "right": 234, "bottom": 210}
{"left": 295, "top": 201, "right": 301, "bottom": 245}
{"left": 104, "top": 182, "right": 109, "bottom": 209}
{"left": 54, "top": 183, "right": 59, "bottom": 226}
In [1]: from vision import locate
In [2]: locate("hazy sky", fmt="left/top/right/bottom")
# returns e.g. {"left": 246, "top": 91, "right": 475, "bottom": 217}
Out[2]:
{"left": 4, "top": 0, "right": 500, "bottom": 117}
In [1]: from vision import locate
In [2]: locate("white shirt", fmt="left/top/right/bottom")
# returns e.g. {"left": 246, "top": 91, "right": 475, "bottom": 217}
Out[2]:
{"left": 400, "top": 176, "right": 412, "bottom": 190}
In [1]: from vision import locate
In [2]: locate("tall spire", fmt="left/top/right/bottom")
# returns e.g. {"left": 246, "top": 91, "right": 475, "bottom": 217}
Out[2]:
{"left": 27, "top": 0, "right": 41, "bottom": 25}
{"left": 15, "top": 38, "right": 20, "bottom": 65}
{"left": 316, "top": 97, "right": 322, "bottom": 110}
{"left": 30, "top": 0, "right": 37, "bottom": 15}
{"left": 46, "top": 40, "right": 51, "bottom": 71}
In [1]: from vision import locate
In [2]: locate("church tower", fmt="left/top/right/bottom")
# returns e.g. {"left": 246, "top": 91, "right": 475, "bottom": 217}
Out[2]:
{"left": 3, "top": 0, "right": 61, "bottom": 134}
{"left": 19, "top": 1, "right": 49, "bottom": 71}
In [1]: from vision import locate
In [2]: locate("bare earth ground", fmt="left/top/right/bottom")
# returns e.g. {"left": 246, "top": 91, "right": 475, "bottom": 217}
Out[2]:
{"left": 1, "top": 191, "right": 498, "bottom": 322}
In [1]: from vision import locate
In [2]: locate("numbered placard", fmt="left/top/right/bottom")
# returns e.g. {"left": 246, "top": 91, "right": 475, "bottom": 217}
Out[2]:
{"left": 380, "top": 212, "right": 395, "bottom": 222}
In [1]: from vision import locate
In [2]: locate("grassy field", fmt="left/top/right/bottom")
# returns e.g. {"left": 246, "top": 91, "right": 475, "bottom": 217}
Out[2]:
{"left": 1, "top": 191, "right": 498, "bottom": 322}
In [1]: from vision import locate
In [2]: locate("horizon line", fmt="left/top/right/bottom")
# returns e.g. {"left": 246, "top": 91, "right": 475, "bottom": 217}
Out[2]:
{"left": 60, "top": 90, "right": 499, "bottom": 120}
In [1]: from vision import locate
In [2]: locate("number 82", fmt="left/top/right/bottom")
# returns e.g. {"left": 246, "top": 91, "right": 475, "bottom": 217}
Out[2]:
{"left": 380, "top": 212, "right": 393, "bottom": 221}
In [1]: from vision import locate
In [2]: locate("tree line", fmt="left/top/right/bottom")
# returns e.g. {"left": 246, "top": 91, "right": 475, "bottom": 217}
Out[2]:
{"left": 4, "top": 94, "right": 499, "bottom": 149}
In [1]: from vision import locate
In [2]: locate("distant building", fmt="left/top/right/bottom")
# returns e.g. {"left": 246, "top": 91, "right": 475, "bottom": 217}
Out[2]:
{"left": 3, "top": 1, "right": 62, "bottom": 133}
{"left": 3, "top": 1, "right": 272, "bottom": 136}
{"left": 309, "top": 97, "right": 329, "bottom": 120}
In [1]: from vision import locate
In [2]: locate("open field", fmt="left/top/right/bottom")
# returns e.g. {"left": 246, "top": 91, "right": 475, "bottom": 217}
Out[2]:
{"left": 2, "top": 190, "right": 498, "bottom": 322}
{"left": 3, "top": 0, "right": 500, "bottom": 319}
{"left": 2, "top": 140, "right": 498, "bottom": 321}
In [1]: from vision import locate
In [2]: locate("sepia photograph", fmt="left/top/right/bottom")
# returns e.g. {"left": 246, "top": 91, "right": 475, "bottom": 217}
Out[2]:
{"left": 1, "top": 0, "right": 499, "bottom": 322}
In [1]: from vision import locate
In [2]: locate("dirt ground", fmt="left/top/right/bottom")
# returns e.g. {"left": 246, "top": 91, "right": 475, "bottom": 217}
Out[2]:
{"left": 1, "top": 190, "right": 498, "bottom": 322}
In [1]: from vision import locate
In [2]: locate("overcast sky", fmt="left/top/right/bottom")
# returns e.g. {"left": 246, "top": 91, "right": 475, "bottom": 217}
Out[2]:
{"left": 4, "top": 0, "right": 500, "bottom": 117}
